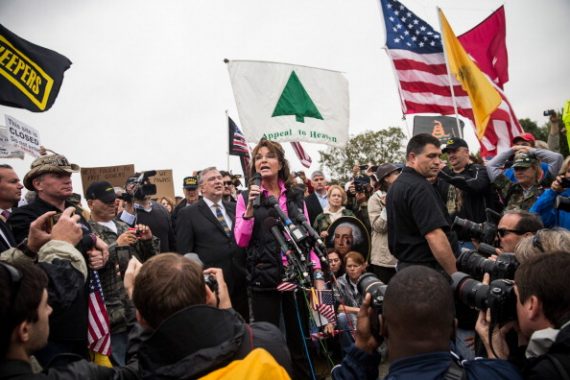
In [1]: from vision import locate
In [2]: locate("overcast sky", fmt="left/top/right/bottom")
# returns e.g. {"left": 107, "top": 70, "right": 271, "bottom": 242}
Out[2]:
{"left": 1, "top": 0, "right": 569, "bottom": 197}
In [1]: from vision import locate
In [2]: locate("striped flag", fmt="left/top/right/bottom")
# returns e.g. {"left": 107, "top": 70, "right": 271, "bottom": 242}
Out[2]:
{"left": 313, "top": 289, "right": 336, "bottom": 323}
{"left": 228, "top": 116, "right": 252, "bottom": 181}
{"left": 379, "top": 0, "right": 522, "bottom": 156}
{"left": 290, "top": 141, "right": 312, "bottom": 168}
{"left": 87, "top": 270, "right": 111, "bottom": 357}
{"left": 276, "top": 281, "right": 298, "bottom": 292}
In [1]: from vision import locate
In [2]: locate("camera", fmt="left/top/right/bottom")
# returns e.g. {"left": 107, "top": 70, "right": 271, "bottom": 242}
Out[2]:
{"left": 124, "top": 171, "right": 157, "bottom": 201}
{"left": 357, "top": 273, "right": 387, "bottom": 342}
{"left": 204, "top": 274, "right": 218, "bottom": 293}
{"left": 555, "top": 195, "right": 570, "bottom": 212}
{"left": 128, "top": 227, "right": 143, "bottom": 238}
{"left": 353, "top": 175, "right": 370, "bottom": 193}
{"left": 451, "top": 209, "right": 500, "bottom": 244}
{"left": 543, "top": 109, "right": 556, "bottom": 117}
{"left": 451, "top": 272, "right": 517, "bottom": 326}
{"left": 457, "top": 250, "right": 519, "bottom": 280}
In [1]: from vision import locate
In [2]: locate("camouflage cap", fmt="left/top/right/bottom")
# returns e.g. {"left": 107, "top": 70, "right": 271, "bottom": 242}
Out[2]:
{"left": 23, "top": 154, "right": 79, "bottom": 191}
{"left": 512, "top": 152, "right": 538, "bottom": 169}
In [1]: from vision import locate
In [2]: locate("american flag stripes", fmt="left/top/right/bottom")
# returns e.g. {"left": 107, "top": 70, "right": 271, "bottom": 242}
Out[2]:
{"left": 380, "top": 0, "right": 522, "bottom": 156}
{"left": 290, "top": 141, "right": 312, "bottom": 168}
{"left": 276, "top": 281, "right": 298, "bottom": 292}
{"left": 228, "top": 116, "right": 252, "bottom": 180}
{"left": 313, "top": 289, "right": 336, "bottom": 323}
{"left": 87, "top": 270, "right": 111, "bottom": 356}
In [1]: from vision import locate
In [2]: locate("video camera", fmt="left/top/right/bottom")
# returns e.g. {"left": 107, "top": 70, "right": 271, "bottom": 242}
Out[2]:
{"left": 543, "top": 109, "right": 556, "bottom": 117}
{"left": 457, "top": 247, "right": 519, "bottom": 280}
{"left": 357, "top": 273, "right": 387, "bottom": 341}
{"left": 451, "top": 209, "right": 501, "bottom": 245}
{"left": 121, "top": 171, "right": 157, "bottom": 201}
{"left": 451, "top": 272, "right": 516, "bottom": 327}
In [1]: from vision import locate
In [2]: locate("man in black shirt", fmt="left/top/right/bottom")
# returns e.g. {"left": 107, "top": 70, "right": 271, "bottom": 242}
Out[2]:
{"left": 387, "top": 134, "right": 457, "bottom": 275}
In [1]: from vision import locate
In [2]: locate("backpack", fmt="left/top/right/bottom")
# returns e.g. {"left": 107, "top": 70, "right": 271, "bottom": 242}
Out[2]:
{"left": 199, "top": 348, "right": 290, "bottom": 380}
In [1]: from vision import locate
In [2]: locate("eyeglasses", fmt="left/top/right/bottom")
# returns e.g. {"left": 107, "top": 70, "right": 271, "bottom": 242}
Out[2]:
{"left": 223, "top": 181, "right": 233, "bottom": 186}
{"left": 497, "top": 228, "right": 524, "bottom": 238}
{"left": 0, "top": 261, "right": 22, "bottom": 308}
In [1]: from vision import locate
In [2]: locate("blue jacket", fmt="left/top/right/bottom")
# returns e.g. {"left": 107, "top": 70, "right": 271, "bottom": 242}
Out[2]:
{"left": 530, "top": 188, "right": 570, "bottom": 228}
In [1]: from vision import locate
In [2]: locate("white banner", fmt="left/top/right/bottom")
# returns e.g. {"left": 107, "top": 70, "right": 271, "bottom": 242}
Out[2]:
{"left": 0, "top": 127, "right": 25, "bottom": 159}
{"left": 227, "top": 60, "right": 349, "bottom": 148}
{"left": 4, "top": 115, "right": 41, "bottom": 157}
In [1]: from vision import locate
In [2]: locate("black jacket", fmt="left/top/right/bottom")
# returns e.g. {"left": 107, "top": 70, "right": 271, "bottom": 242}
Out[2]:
{"left": 523, "top": 322, "right": 570, "bottom": 380}
{"left": 304, "top": 192, "right": 323, "bottom": 227}
{"left": 136, "top": 305, "right": 292, "bottom": 379}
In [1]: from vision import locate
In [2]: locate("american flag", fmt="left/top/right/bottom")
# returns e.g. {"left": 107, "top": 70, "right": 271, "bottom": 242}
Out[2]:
{"left": 290, "top": 141, "right": 312, "bottom": 168}
{"left": 380, "top": 0, "right": 522, "bottom": 156}
{"left": 313, "top": 289, "right": 336, "bottom": 323}
{"left": 229, "top": 116, "right": 250, "bottom": 156}
{"left": 276, "top": 281, "right": 298, "bottom": 292}
{"left": 87, "top": 270, "right": 111, "bottom": 356}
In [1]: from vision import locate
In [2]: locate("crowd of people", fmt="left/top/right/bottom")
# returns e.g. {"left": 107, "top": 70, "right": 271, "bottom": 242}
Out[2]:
{"left": 1, "top": 114, "right": 570, "bottom": 380}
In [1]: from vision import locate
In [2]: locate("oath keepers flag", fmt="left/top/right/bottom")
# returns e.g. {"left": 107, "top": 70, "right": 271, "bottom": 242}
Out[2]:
{"left": 227, "top": 60, "right": 349, "bottom": 148}
{"left": 0, "top": 24, "right": 72, "bottom": 112}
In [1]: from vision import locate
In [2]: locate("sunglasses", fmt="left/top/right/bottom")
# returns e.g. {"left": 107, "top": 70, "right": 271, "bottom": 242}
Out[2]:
{"left": 497, "top": 228, "right": 524, "bottom": 238}
{"left": 223, "top": 181, "right": 233, "bottom": 186}
{"left": 0, "top": 261, "right": 22, "bottom": 308}
{"left": 532, "top": 230, "right": 545, "bottom": 253}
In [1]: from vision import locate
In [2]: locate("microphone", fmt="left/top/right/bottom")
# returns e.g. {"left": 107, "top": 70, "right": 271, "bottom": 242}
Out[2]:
{"left": 251, "top": 173, "right": 262, "bottom": 208}
{"left": 267, "top": 196, "right": 306, "bottom": 243}
{"left": 294, "top": 214, "right": 326, "bottom": 249}
{"left": 264, "top": 217, "right": 289, "bottom": 254}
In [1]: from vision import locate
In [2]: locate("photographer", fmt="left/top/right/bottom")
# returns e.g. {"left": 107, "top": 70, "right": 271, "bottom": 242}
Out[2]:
{"left": 530, "top": 156, "right": 570, "bottom": 229}
{"left": 331, "top": 266, "right": 521, "bottom": 380}
{"left": 118, "top": 173, "right": 175, "bottom": 252}
{"left": 127, "top": 253, "right": 292, "bottom": 378}
{"left": 496, "top": 211, "right": 543, "bottom": 254}
{"left": 346, "top": 163, "right": 372, "bottom": 234}
{"left": 476, "top": 253, "right": 570, "bottom": 379}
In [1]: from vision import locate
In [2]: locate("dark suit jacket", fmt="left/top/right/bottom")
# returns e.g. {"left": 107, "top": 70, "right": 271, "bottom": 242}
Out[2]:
{"left": 0, "top": 219, "right": 16, "bottom": 252}
{"left": 305, "top": 192, "right": 324, "bottom": 226}
{"left": 175, "top": 198, "right": 246, "bottom": 294}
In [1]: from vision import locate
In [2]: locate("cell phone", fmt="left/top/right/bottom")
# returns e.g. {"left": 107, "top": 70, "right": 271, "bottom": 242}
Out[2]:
{"left": 47, "top": 212, "right": 71, "bottom": 231}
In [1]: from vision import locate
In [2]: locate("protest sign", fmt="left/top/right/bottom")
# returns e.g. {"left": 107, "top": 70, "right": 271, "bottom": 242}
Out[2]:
{"left": 4, "top": 115, "right": 41, "bottom": 157}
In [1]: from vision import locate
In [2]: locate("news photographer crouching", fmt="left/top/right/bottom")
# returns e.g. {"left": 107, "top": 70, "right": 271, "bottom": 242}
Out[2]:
{"left": 118, "top": 172, "right": 175, "bottom": 252}
{"left": 126, "top": 253, "right": 292, "bottom": 379}
{"left": 331, "top": 266, "right": 522, "bottom": 380}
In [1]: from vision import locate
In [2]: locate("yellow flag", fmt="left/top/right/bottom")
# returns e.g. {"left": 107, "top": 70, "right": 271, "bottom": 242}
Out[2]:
{"left": 439, "top": 9, "right": 502, "bottom": 138}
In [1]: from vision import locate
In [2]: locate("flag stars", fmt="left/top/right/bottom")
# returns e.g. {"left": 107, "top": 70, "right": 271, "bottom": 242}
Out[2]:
{"left": 413, "top": 19, "right": 419, "bottom": 24}
{"left": 419, "top": 42, "right": 425, "bottom": 47}
{"left": 396, "top": 23, "right": 402, "bottom": 29}
{"left": 395, "top": 10, "right": 399, "bottom": 15}
{"left": 394, "top": 38, "right": 401, "bottom": 43}
{"left": 420, "top": 26, "right": 426, "bottom": 31}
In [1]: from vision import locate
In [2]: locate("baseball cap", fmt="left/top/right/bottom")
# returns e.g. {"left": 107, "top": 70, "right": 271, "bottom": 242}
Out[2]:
{"left": 85, "top": 181, "right": 116, "bottom": 203}
{"left": 183, "top": 176, "right": 198, "bottom": 190}
{"left": 512, "top": 153, "right": 538, "bottom": 169}
{"left": 23, "top": 154, "right": 80, "bottom": 191}
{"left": 442, "top": 138, "right": 468, "bottom": 153}
{"left": 512, "top": 133, "right": 536, "bottom": 146}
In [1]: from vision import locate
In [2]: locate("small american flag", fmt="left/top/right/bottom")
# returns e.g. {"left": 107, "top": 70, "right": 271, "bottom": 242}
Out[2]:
{"left": 313, "top": 289, "right": 336, "bottom": 323}
{"left": 87, "top": 270, "right": 111, "bottom": 356}
{"left": 229, "top": 116, "right": 250, "bottom": 156}
{"left": 276, "top": 281, "right": 298, "bottom": 292}
{"left": 290, "top": 141, "right": 312, "bottom": 168}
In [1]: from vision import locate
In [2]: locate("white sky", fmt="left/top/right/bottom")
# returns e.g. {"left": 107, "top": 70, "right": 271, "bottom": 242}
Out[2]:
{"left": 1, "top": 0, "right": 569, "bottom": 197}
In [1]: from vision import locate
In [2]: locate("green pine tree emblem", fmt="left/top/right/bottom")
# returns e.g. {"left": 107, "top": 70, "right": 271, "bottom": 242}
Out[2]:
{"left": 272, "top": 70, "right": 324, "bottom": 123}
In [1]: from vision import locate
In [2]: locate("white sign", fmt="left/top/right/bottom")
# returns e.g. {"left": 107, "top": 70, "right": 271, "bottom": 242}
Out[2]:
{"left": 0, "top": 127, "right": 25, "bottom": 159}
{"left": 227, "top": 60, "right": 349, "bottom": 148}
{"left": 4, "top": 115, "right": 41, "bottom": 157}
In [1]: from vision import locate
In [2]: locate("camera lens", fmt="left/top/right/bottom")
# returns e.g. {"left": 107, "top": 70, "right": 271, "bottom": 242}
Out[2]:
{"left": 357, "top": 273, "right": 387, "bottom": 311}
{"left": 451, "top": 272, "right": 489, "bottom": 310}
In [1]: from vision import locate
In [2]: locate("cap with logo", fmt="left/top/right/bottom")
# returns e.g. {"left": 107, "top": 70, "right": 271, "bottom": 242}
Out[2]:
{"left": 183, "top": 176, "right": 198, "bottom": 190}
{"left": 442, "top": 138, "right": 468, "bottom": 153}
{"left": 512, "top": 153, "right": 538, "bottom": 169}
{"left": 85, "top": 181, "right": 116, "bottom": 203}
{"left": 23, "top": 154, "right": 80, "bottom": 191}
{"left": 512, "top": 133, "right": 536, "bottom": 145}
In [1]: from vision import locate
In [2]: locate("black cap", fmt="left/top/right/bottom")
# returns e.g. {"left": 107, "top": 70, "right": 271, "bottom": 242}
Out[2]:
{"left": 442, "top": 138, "right": 469, "bottom": 153}
{"left": 85, "top": 181, "right": 116, "bottom": 203}
{"left": 183, "top": 176, "right": 198, "bottom": 190}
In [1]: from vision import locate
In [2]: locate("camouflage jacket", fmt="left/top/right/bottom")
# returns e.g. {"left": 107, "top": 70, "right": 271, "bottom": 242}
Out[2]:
{"left": 88, "top": 219, "right": 159, "bottom": 333}
{"left": 494, "top": 174, "right": 545, "bottom": 212}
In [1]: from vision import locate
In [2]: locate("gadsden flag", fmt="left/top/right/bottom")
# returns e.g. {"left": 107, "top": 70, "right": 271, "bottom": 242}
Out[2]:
{"left": 227, "top": 60, "right": 349, "bottom": 148}
{"left": 0, "top": 24, "right": 72, "bottom": 112}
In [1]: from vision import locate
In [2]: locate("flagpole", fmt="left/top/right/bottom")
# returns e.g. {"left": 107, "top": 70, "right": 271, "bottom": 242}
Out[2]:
{"left": 225, "top": 110, "right": 230, "bottom": 171}
{"left": 436, "top": 7, "right": 463, "bottom": 139}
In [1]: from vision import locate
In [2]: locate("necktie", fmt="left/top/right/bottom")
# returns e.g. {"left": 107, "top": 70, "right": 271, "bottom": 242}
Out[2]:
{"left": 213, "top": 204, "right": 231, "bottom": 237}
{"left": 1, "top": 210, "right": 11, "bottom": 221}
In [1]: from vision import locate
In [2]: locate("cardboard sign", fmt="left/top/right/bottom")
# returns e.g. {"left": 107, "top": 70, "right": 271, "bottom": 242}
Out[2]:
{"left": 0, "top": 127, "right": 25, "bottom": 159}
{"left": 148, "top": 169, "right": 175, "bottom": 201}
{"left": 4, "top": 115, "right": 41, "bottom": 157}
{"left": 80, "top": 164, "right": 135, "bottom": 195}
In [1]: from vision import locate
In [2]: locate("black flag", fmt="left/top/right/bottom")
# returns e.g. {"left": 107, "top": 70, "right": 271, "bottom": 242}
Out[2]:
{"left": 0, "top": 24, "right": 72, "bottom": 112}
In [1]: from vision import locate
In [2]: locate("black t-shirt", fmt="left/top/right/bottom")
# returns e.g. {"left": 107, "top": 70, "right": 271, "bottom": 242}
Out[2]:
{"left": 387, "top": 167, "right": 451, "bottom": 264}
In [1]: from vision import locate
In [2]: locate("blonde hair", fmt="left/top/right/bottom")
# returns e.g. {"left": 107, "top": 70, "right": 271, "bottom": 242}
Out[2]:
{"left": 327, "top": 184, "right": 347, "bottom": 205}
{"left": 514, "top": 228, "right": 570, "bottom": 264}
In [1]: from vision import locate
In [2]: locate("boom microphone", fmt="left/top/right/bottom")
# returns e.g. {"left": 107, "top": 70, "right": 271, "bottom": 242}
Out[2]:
{"left": 264, "top": 217, "right": 289, "bottom": 254}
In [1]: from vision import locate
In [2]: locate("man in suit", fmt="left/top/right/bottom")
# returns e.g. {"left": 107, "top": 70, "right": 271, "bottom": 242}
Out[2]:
{"left": 305, "top": 170, "right": 328, "bottom": 226}
{"left": 176, "top": 167, "right": 247, "bottom": 319}
{"left": 0, "top": 165, "right": 22, "bottom": 251}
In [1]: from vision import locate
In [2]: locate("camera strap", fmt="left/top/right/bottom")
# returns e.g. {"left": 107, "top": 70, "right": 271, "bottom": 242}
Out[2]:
{"left": 443, "top": 360, "right": 466, "bottom": 380}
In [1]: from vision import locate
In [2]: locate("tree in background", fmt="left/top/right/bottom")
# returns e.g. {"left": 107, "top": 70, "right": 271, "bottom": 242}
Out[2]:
{"left": 318, "top": 127, "right": 406, "bottom": 182}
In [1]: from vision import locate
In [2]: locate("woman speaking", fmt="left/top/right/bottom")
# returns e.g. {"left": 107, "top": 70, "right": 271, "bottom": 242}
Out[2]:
{"left": 234, "top": 139, "right": 324, "bottom": 379}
